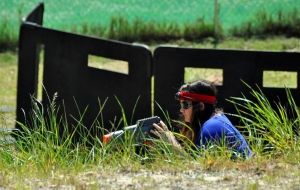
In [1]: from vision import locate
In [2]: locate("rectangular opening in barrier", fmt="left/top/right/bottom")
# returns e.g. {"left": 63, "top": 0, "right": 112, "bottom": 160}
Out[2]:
{"left": 184, "top": 67, "right": 223, "bottom": 85}
{"left": 263, "top": 70, "right": 297, "bottom": 89}
{"left": 88, "top": 55, "right": 128, "bottom": 75}
{"left": 37, "top": 45, "right": 44, "bottom": 101}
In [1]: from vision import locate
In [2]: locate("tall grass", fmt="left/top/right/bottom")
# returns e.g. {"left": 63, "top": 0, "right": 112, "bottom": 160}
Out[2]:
{"left": 1, "top": 84, "right": 300, "bottom": 181}
{"left": 228, "top": 84, "right": 300, "bottom": 154}
{"left": 77, "top": 16, "right": 212, "bottom": 43}
{"left": 231, "top": 9, "right": 300, "bottom": 38}
{"left": 0, "top": 17, "right": 18, "bottom": 52}
{"left": 183, "top": 18, "right": 216, "bottom": 41}
{"left": 1, "top": 8, "right": 300, "bottom": 52}
{"left": 64, "top": 9, "right": 300, "bottom": 43}
{"left": 0, "top": 94, "right": 172, "bottom": 174}
{"left": 0, "top": 93, "right": 234, "bottom": 176}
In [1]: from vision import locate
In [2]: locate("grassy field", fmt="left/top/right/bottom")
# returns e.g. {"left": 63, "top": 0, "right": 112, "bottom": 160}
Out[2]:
{"left": 1, "top": 37, "right": 300, "bottom": 189}
{"left": 0, "top": 52, "right": 17, "bottom": 128}
{"left": 1, "top": 0, "right": 300, "bottom": 51}
{"left": 2, "top": 0, "right": 299, "bottom": 30}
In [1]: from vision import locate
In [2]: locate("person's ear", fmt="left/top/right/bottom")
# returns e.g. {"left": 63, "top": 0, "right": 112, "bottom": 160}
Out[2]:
{"left": 199, "top": 102, "right": 205, "bottom": 111}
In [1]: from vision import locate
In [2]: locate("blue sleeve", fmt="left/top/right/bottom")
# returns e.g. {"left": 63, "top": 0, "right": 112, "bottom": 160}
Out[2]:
{"left": 196, "top": 119, "right": 225, "bottom": 147}
{"left": 195, "top": 115, "right": 253, "bottom": 158}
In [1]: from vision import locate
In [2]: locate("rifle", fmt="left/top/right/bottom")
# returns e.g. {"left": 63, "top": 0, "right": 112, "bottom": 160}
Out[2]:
{"left": 102, "top": 116, "right": 161, "bottom": 144}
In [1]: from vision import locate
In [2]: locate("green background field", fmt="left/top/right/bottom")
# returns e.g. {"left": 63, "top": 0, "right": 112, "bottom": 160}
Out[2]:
{"left": 1, "top": 0, "right": 300, "bottom": 35}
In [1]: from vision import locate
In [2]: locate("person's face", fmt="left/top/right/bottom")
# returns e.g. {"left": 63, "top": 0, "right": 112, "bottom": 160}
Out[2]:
{"left": 179, "top": 100, "right": 193, "bottom": 123}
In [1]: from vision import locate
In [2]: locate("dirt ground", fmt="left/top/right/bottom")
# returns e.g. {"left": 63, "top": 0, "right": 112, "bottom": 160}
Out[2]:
{"left": 11, "top": 164, "right": 299, "bottom": 190}
{"left": 80, "top": 169, "right": 300, "bottom": 190}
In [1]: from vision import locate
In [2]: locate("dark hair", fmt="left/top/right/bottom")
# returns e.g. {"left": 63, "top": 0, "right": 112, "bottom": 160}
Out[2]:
{"left": 179, "top": 80, "right": 219, "bottom": 140}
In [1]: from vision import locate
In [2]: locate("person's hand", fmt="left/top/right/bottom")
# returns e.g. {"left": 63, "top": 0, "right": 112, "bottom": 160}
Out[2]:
{"left": 151, "top": 121, "right": 181, "bottom": 149}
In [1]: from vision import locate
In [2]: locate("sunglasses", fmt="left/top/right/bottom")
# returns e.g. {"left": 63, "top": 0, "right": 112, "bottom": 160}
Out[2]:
{"left": 180, "top": 101, "right": 193, "bottom": 109}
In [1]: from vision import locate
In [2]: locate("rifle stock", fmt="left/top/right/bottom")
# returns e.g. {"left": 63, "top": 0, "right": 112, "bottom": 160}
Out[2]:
{"left": 102, "top": 116, "right": 161, "bottom": 144}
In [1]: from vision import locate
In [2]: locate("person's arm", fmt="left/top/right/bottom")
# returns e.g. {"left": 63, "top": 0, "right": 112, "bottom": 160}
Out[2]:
{"left": 151, "top": 121, "right": 182, "bottom": 150}
{"left": 195, "top": 119, "right": 223, "bottom": 147}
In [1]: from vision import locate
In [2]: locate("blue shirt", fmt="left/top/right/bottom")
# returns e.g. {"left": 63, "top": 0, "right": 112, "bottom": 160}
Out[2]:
{"left": 195, "top": 114, "right": 252, "bottom": 158}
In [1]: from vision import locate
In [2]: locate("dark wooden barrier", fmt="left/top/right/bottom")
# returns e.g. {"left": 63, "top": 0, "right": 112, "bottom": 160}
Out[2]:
{"left": 153, "top": 46, "right": 300, "bottom": 124}
{"left": 16, "top": 3, "right": 152, "bottom": 135}
{"left": 16, "top": 3, "right": 300, "bottom": 137}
